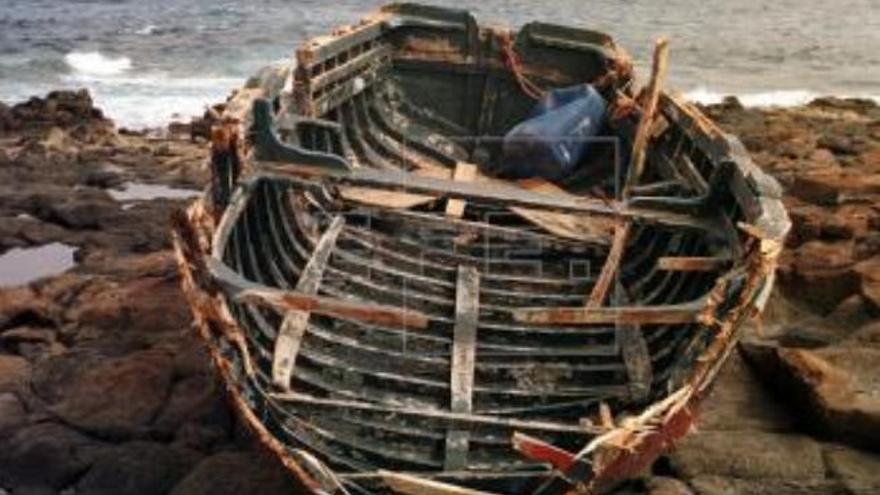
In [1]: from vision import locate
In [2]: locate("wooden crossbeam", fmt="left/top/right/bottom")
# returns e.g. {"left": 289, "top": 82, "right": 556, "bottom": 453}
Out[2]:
{"left": 206, "top": 257, "right": 429, "bottom": 330}
{"left": 657, "top": 256, "right": 730, "bottom": 272}
{"left": 272, "top": 216, "right": 345, "bottom": 390}
{"left": 256, "top": 164, "right": 721, "bottom": 232}
{"left": 445, "top": 265, "right": 480, "bottom": 471}
{"left": 512, "top": 299, "right": 705, "bottom": 326}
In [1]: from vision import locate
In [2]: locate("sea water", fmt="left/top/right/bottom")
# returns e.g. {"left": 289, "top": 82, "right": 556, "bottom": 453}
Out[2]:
{"left": 1, "top": 0, "right": 877, "bottom": 128}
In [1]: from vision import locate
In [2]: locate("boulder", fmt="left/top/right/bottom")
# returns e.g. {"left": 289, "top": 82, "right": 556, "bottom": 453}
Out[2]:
{"left": 0, "top": 354, "right": 32, "bottom": 393}
{"left": 50, "top": 349, "right": 174, "bottom": 439}
{"left": 668, "top": 430, "right": 824, "bottom": 481}
{"left": 741, "top": 341, "right": 880, "bottom": 450}
{"left": 75, "top": 441, "right": 201, "bottom": 495}
{"left": 169, "top": 451, "right": 301, "bottom": 495}
{"left": 0, "top": 421, "right": 108, "bottom": 490}
{"left": 778, "top": 240, "right": 859, "bottom": 313}
{"left": 824, "top": 445, "right": 880, "bottom": 494}
{"left": 688, "top": 475, "right": 844, "bottom": 495}
{"left": 0, "top": 392, "right": 27, "bottom": 436}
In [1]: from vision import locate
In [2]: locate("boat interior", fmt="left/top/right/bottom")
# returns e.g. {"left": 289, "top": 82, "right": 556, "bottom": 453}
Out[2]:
{"left": 193, "top": 3, "right": 787, "bottom": 494}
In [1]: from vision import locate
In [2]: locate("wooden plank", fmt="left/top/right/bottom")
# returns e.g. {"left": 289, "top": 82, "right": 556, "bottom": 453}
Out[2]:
{"left": 206, "top": 257, "right": 429, "bottom": 330}
{"left": 512, "top": 299, "right": 705, "bottom": 325}
{"left": 624, "top": 37, "right": 670, "bottom": 196}
{"left": 612, "top": 282, "right": 653, "bottom": 402}
{"left": 585, "top": 221, "right": 631, "bottom": 307}
{"left": 445, "top": 265, "right": 480, "bottom": 471}
{"left": 380, "top": 470, "right": 500, "bottom": 495}
{"left": 509, "top": 178, "right": 615, "bottom": 242}
{"left": 237, "top": 288, "right": 429, "bottom": 330}
{"left": 657, "top": 256, "right": 729, "bottom": 272}
{"left": 446, "top": 162, "right": 478, "bottom": 218}
{"left": 272, "top": 216, "right": 345, "bottom": 389}
{"left": 340, "top": 187, "right": 437, "bottom": 209}
{"left": 511, "top": 432, "right": 576, "bottom": 472}
{"left": 256, "top": 164, "right": 722, "bottom": 231}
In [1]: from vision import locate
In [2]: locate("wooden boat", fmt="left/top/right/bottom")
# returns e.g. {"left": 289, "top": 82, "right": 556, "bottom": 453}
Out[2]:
{"left": 172, "top": 3, "right": 789, "bottom": 494}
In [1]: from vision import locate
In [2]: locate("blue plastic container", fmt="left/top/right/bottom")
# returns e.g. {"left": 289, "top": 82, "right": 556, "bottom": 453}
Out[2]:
{"left": 500, "top": 84, "right": 607, "bottom": 180}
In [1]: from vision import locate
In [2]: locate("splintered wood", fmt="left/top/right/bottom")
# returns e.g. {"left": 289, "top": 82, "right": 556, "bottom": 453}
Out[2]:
{"left": 446, "top": 161, "right": 478, "bottom": 217}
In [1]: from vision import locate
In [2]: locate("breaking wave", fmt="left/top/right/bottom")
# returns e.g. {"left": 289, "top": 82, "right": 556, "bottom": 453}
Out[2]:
{"left": 684, "top": 86, "right": 880, "bottom": 108}
{"left": 64, "top": 51, "right": 132, "bottom": 76}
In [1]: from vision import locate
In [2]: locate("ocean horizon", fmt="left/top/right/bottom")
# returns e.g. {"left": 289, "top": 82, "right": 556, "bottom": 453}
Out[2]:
{"left": 2, "top": 0, "right": 878, "bottom": 128}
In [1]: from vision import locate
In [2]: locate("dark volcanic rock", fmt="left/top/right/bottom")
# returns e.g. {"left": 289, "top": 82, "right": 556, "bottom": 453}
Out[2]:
{"left": 169, "top": 451, "right": 300, "bottom": 495}
{"left": 49, "top": 349, "right": 175, "bottom": 439}
{"left": 0, "top": 421, "right": 108, "bottom": 491}
{"left": 75, "top": 441, "right": 201, "bottom": 495}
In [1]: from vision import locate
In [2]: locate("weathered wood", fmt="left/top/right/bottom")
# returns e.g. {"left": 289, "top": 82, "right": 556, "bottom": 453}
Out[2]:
{"left": 237, "top": 288, "right": 429, "bottom": 330}
{"left": 340, "top": 187, "right": 437, "bottom": 209}
{"left": 380, "top": 470, "right": 501, "bottom": 495}
{"left": 509, "top": 178, "right": 615, "bottom": 242}
{"left": 272, "top": 216, "right": 345, "bottom": 390}
{"left": 657, "top": 256, "right": 729, "bottom": 272}
{"left": 270, "top": 391, "right": 598, "bottom": 434}
{"left": 624, "top": 37, "right": 670, "bottom": 196}
{"left": 255, "top": 164, "right": 723, "bottom": 231}
{"left": 511, "top": 432, "right": 576, "bottom": 472}
{"left": 586, "top": 221, "right": 631, "bottom": 307}
{"left": 446, "top": 162, "right": 478, "bottom": 218}
{"left": 612, "top": 282, "right": 653, "bottom": 402}
{"left": 445, "top": 266, "right": 480, "bottom": 471}
{"left": 513, "top": 299, "right": 705, "bottom": 325}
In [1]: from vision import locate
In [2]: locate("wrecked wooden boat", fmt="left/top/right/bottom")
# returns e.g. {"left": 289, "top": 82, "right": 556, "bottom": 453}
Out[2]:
{"left": 172, "top": 3, "right": 789, "bottom": 494}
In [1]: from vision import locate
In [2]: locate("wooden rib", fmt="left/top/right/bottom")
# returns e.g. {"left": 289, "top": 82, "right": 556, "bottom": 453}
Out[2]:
{"left": 624, "top": 37, "right": 670, "bottom": 196}
{"left": 270, "top": 391, "right": 598, "bottom": 434}
{"left": 585, "top": 220, "right": 631, "bottom": 307}
{"left": 512, "top": 299, "right": 705, "bottom": 325}
{"left": 380, "top": 470, "right": 500, "bottom": 495}
{"left": 237, "top": 289, "right": 428, "bottom": 330}
{"left": 446, "top": 162, "right": 478, "bottom": 218}
{"left": 272, "top": 216, "right": 345, "bottom": 390}
{"left": 657, "top": 255, "right": 729, "bottom": 272}
{"left": 612, "top": 282, "right": 653, "bottom": 402}
{"left": 445, "top": 265, "right": 480, "bottom": 471}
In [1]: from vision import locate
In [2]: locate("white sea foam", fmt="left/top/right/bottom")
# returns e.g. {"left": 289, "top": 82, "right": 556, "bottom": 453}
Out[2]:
{"left": 684, "top": 86, "right": 880, "bottom": 108}
{"left": 64, "top": 51, "right": 132, "bottom": 76}
{"left": 136, "top": 25, "right": 159, "bottom": 35}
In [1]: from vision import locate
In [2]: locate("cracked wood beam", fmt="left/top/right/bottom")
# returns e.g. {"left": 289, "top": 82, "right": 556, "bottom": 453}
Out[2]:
{"left": 446, "top": 162, "right": 478, "bottom": 218}
{"left": 511, "top": 432, "right": 577, "bottom": 472}
{"left": 624, "top": 37, "right": 670, "bottom": 197}
{"left": 445, "top": 265, "right": 480, "bottom": 471}
{"left": 272, "top": 216, "right": 345, "bottom": 390}
{"left": 585, "top": 220, "right": 630, "bottom": 307}
{"left": 512, "top": 299, "right": 705, "bottom": 326}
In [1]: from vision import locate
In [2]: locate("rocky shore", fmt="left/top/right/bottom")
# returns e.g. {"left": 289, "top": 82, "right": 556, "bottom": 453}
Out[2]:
{"left": 0, "top": 90, "right": 878, "bottom": 494}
